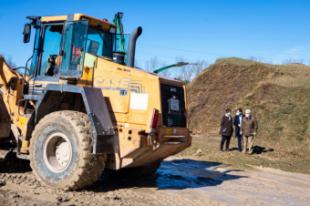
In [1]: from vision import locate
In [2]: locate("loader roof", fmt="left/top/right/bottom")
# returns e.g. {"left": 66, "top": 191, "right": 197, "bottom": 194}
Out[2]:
{"left": 41, "top": 13, "right": 115, "bottom": 30}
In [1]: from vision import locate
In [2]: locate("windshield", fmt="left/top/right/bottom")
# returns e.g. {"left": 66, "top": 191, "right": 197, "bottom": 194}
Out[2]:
{"left": 86, "top": 27, "right": 131, "bottom": 64}
{"left": 86, "top": 27, "right": 114, "bottom": 58}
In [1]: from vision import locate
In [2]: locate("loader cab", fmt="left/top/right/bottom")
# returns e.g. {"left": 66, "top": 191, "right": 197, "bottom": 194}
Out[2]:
{"left": 25, "top": 14, "right": 117, "bottom": 81}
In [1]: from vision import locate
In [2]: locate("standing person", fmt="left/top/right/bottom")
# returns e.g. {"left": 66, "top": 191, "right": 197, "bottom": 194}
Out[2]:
{"left": 219, "top": 108, "right": 233, "bottom": 151}
{"left": 234, "top": 108, "right": 243, "bottom": 152}
{"left": 241, "top": 109, "right": 258, "bottom": 154}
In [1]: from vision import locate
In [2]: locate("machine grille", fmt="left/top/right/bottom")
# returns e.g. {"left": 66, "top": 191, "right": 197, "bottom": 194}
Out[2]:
{"left": 160, "top": 84, "right": 186, "bottom": 127}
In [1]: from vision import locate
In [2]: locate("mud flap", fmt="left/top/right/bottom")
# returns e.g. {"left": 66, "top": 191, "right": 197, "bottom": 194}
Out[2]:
{"left": 83, "top": 87, "right": 117, "bottom": 154}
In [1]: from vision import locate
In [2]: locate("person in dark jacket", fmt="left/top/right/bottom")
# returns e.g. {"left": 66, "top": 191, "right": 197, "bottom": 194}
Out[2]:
{"left": 234, "top": 108, "right": 243, "bottom": 152}
{"left": 219, "top": 108, "right": 233, "bottom": 151}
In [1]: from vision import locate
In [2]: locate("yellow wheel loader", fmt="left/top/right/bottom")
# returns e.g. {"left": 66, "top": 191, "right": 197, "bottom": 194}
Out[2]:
{"left": 0, "top": 13, "right": 191, "bottom": 190}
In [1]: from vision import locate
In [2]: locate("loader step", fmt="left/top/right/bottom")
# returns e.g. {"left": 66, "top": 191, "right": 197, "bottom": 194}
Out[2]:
{"left": 163, "top": 135, "right": 186, "bottom": 144}
{"left": 23, "top": 94, "right": 41, "bottom": 101}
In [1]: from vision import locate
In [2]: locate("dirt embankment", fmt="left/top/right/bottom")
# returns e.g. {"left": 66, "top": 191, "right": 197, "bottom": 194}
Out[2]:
{"left": 186, "top": 58, "right": 310, "bottom": 173}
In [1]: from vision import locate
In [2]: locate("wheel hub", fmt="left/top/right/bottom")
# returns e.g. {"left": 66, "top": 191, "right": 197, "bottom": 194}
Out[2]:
{"left": 43, "top": 132, "right": 73, "bottom": 173}
{"left": 55, "top": 141, "right": 71, "bottom": 168}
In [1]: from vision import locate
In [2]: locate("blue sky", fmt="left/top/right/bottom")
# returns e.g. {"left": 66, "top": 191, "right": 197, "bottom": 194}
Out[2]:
{"left": 0, "top": 0, "right": 310, "bottom": 68}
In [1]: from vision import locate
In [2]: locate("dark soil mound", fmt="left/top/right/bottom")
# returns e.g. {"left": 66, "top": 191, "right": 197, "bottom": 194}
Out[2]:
{"left": 187, "top": 58, "right": 310, "bottom": 152}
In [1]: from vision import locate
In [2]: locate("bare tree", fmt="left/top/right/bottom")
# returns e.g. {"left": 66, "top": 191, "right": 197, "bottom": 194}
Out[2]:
{"left": 144, "top": 56, "right": 208, "bottom": 82}
{"left": 145, "top": 57, "right": 160, "bottom": 73}
{"left": 175, "top": 58, "right": 208, "bottom": 83}
{"left": 144, "top": 57, "right": 170, "bottom": 77}
{"left": 282, "top": 58, "right": 305, "bottom": 65}
{"left": 247, "top": 56, "right": 267, "bottom": 63}
{"left": 191, "top": 59, "right": 208, "bottom": 79}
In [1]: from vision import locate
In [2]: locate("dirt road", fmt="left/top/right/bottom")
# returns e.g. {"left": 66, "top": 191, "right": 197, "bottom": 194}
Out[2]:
{"left": 0, "top": 156, "right": 309, "bottom": 206}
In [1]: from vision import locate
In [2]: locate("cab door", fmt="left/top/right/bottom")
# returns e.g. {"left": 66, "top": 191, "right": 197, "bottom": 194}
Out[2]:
{"left": 29, "top": 23, "right": 64, "bottom": 94}
{"left": 30, "top": 20, "right": 88, "bottom": 92}
{"left": 59, "top": 20, "right": 88, "bottom": 79}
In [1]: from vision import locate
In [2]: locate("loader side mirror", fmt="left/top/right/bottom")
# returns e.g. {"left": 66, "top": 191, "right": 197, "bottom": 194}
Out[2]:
{"left": 23, "top": 23, "right": 31, "bottom": 43}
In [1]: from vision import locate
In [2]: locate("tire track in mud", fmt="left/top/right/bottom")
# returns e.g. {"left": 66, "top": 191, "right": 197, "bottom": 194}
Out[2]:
{"left": 0, "top": 173, "right": 41, "bottom": 188}
{"left": 0, "top": 171, "right": 162, "bottom": 206}
{"left": 0, "top": 157, "right": 227, "bottom": 206}
{"left": 0, "top": 171, "right": 220, "bottom": 206}
{"left": 2, "top": 157, "right": 308, "bottom": 206}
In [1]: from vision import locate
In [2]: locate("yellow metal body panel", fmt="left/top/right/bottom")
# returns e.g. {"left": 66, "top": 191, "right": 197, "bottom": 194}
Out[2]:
{"left": 91, "top": 57, "right": 191, "bottom": 169}
{"left": 94, "top": 58, "right": 161, "bottom": 128}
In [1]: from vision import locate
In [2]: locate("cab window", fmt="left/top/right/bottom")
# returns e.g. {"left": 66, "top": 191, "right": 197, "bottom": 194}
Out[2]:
{"left": 86, "top": 27, "right": 113, "bottom": 58}
{"left": 39, "top": 24, "right": 63, "bottom": 76}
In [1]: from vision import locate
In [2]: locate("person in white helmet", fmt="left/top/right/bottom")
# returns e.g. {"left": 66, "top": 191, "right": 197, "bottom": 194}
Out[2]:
{"left": 241, "top": 109, "right": 258, "bottom": 154}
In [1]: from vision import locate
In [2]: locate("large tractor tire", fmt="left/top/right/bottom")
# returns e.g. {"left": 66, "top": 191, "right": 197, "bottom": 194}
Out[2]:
{"left": 30, "top": 111, "right": 105, "bottom": 190}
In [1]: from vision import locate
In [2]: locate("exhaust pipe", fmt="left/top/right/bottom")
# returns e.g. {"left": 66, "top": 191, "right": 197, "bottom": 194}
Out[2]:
{"left": 128, "top": 26, "right": 142, "bottom": 67}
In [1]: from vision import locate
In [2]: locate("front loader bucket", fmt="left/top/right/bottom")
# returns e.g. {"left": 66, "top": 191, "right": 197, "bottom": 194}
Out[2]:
{"left": 0, "top": 56, "right": 13, "bottom": 138}
{"left": 0, "top": 95, "right": 10, "bottom": 138}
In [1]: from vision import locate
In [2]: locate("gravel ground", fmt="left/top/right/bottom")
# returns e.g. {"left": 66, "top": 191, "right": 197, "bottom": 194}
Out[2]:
{"left": 0, "top": 155, "right": 310, "bottom": 206}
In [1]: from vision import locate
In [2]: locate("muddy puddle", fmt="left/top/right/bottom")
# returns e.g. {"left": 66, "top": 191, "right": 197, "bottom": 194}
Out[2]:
{"left": 156, "top": 159, "right": 243, "bottom": 189}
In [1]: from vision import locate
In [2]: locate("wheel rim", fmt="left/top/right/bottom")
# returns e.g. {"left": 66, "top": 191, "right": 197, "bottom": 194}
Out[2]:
{"left": 43, "top": 132, "right": 73, "bottom": 173}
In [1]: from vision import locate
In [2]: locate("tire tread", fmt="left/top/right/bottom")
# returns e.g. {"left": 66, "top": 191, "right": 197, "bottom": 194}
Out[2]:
{"left": 30, "top": 111, "right": 106, "bottom": 190}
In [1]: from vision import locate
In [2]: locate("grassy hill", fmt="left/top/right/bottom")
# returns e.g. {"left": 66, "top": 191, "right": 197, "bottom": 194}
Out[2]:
{"left": 185, "top": 58, "right": 310, "bottom": 173}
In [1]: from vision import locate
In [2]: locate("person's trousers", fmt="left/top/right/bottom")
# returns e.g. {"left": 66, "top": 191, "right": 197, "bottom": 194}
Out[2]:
{"left": 236, "top": 135, "right": 243, "bottom": 151}
{"left": 220, "top": 135, "right": 232, "bottom": 151}
{"left": 242, "top": 135, "right": 254, "bottom": 153}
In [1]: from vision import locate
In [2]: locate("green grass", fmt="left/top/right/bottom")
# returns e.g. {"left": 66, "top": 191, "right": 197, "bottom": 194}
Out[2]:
{"left": 179, "top": 134, "right": 310, "bottom": 174}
